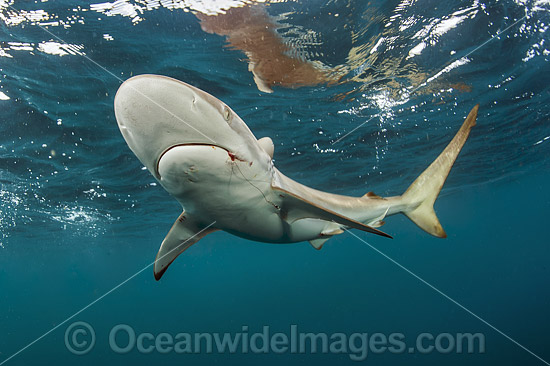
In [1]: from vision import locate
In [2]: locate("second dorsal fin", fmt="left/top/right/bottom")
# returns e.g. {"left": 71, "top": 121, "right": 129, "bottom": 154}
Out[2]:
{"left": 363, "top": 191, "right": 383, "bottom": 199}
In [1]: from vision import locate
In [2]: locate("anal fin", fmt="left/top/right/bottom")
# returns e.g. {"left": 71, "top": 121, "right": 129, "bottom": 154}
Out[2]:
{"left": 154, "top": 211, "right": 217, "bottom": 280}
{"left": 309, "top": 227, "right": 344, "bottom": 250}
{"left": 366, "top": 207, "right": 389, "bottom": 228}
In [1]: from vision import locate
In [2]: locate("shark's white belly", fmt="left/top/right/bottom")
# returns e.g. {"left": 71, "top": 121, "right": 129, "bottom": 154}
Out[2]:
{"left": 157, "top": 144, "right": 293, "bottom": 242}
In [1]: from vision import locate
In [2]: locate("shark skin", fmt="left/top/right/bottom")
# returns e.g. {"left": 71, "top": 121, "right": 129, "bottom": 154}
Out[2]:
{"left": 114, "top": 74, "right": 478, "bottom": 280}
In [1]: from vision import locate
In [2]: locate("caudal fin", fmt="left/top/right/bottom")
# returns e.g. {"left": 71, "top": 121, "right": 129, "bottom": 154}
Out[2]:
{"left": 402, "top": 105, "right": 478, "bottom": 238}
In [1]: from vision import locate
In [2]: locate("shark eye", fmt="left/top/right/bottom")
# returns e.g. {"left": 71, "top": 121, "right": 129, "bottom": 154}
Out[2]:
{"left": 223, "top": 106, "right": 231, "bottom": 122}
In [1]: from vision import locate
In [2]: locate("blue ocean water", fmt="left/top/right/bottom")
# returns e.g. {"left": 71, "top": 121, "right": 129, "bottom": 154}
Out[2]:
{"left": 1, "top": 0, "right": 549, "bottom": 365}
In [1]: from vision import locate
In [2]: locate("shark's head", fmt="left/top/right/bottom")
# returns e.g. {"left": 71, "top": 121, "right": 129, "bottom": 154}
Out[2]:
{"left": 114, "top": 75, "right": 269, "bottom": 180}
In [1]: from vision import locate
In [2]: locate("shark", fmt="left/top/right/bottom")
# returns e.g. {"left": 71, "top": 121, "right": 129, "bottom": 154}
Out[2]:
{"left": 114, "top": 74, "right": 478, "bottom": 280}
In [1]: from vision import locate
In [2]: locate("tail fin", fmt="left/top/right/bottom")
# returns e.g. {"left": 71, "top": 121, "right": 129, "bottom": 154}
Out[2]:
{"left": 402, "top": 105, "right": 478, "bottom": 238}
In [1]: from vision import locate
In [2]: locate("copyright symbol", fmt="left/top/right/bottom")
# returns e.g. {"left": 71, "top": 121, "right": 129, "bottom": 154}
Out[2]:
{"left": 65, "top": 321, "right": 95, "bottom": 355}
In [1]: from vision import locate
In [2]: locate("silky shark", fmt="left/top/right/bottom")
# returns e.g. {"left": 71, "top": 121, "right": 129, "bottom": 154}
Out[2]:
{"left": 114, "top": 74, "right": 478, "bottom": 280}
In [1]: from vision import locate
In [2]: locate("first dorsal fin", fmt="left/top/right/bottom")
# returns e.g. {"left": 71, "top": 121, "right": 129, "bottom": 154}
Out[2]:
{"left": 154, "top": 211, "right": 217, "bottom": 280}
{"left": 258, "top": 137, "right": 274, "bottom": 158}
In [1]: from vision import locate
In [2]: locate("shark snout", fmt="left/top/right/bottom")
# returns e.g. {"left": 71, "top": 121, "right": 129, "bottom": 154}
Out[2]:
{"left": 114, "top": 75, "right": 221, "bottom": 176}
{"left": 115, "top": 74, "right": 268, "bottom": 185}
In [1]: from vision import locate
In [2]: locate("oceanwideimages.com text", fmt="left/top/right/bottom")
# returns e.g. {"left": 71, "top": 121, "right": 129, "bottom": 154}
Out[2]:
{"left": 65, "top": 322, "right": 485, "bottom": 360}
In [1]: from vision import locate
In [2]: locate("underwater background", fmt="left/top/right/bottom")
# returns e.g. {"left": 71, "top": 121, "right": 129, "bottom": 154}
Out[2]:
{"left": 1, "top": 0, "right": 549, "bottom": 364}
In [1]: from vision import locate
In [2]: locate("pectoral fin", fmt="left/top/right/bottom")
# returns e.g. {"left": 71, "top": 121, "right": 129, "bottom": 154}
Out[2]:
{"left": 154, "top": 212, "right": 217, "bottom": 280}
{"left": 309, "top": 237, "right": 330, "bottom": 250}
{"left": 273, "top": 186, "right": 392, "bottom": 239}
